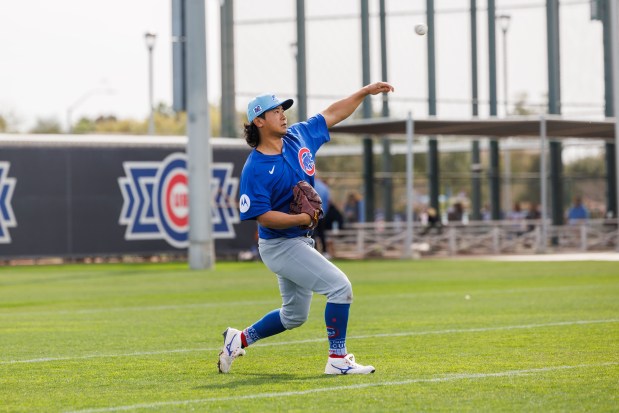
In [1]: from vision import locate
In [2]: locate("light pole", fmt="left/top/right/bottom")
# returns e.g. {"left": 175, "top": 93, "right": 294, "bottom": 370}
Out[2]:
{"left": 497, "top": 14, "right": 512, "bottom": 214}
{"left": 497, "top": 14, "right": 511, "bottom": 116}
{"left": 144, "top": 32, "right": 157, "bottom": 135}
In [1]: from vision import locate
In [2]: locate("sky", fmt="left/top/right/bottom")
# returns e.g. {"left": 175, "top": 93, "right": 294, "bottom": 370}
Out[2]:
{"left": 0, "top": 0, "right": 609, "bottom": 133}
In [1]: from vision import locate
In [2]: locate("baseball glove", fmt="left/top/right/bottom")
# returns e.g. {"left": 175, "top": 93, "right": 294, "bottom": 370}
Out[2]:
{"left": 289, "top": 181, "right": 324, "bottom": 230}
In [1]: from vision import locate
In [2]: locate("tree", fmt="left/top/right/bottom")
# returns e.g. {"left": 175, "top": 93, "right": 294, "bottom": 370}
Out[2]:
{"left": 30, "top": 118, "right": 62, "bottom": 134}
{"left": 72, "top": 116, "right": 97, "bottom": 134}
{"left": 0, "top": 112, "right": 21, "bottom": 133}
{"left": 66, "top": 102, "right": 228, "bottom": 136}
{"left": 512, "top": 92, "right": 537, "bottom": 116}
{"left": 152, "top": 103, "right": 186, "bottom": 136}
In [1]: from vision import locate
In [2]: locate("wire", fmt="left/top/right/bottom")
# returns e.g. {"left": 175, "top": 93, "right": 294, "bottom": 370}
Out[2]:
{"left": 235, "top": 0, "right": 591, "bottom": 26}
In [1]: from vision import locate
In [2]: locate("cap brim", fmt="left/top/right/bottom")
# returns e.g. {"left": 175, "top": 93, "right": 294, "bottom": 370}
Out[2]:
{"left": 281, "top": 99, "right": 294, "bottom": 111}
{"left": 264, "top": 98, "right": 293, "bottom": 114}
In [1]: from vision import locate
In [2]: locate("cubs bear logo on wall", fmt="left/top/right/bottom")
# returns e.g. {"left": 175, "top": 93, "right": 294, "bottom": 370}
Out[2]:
{"left": 0, "top": 161, "right": 17, "bottom": 244}
{"left": 118, "top": 153, "right": 239, "bottom": 249}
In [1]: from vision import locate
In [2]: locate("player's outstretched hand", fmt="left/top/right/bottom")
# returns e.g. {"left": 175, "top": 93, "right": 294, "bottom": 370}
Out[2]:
{"left": 366, "top": 81, "right": 394, "bottom": 96}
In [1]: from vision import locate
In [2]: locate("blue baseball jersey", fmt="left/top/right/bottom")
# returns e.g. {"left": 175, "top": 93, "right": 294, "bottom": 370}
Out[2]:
{"left": 239, "top": 114, "right": 330, "bottom": 239}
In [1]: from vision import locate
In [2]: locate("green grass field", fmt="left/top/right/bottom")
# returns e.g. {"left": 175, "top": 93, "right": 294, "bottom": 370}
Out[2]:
{"left": 1, "top": 259, "right": 618, "bottom": 412}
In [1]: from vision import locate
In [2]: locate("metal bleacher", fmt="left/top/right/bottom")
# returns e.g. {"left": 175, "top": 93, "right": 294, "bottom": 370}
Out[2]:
{"left": 327, "top": 219, "right": 619, "bottom": 259}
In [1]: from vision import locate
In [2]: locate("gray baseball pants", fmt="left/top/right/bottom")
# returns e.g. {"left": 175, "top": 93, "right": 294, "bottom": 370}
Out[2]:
{"left": 258, "top": 236, "right": 353, "bottom": 330}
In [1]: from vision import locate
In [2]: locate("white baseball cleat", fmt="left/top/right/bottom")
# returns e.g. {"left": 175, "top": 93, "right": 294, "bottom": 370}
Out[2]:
{"left": 324, "top": 354, "right": 375, "bottom": 375}
{"left": 217, "top": 327, "right": 246, "bottom": 373}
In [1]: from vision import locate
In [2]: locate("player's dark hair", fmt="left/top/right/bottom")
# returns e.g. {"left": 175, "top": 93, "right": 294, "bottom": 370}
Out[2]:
{"left": 243, "top": 113, "right": 265, "bottom": 148}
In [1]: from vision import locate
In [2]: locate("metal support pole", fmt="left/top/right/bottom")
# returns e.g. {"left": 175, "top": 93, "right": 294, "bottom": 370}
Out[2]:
{"left": 403, "top": 112, "right": 414, "bottom": 259}
{"left": 488, "top": 0, "right": 500, "bottom": 220}
{"left": 547, "top": 0, "right": 562, "bottom": 115}
{"left": 186, "top": 0, "right": 214, "bottom": 269}
{"left": 605, "top": 143, "right": 617, "bottom": 218}
{"left": 488, "top": 0, "right": 497, "bottom": 116}
{"left": 220, "top": 0, "right": 236, "bottom": 137}
{"left": 471, "top": 140, "right": 482, "bottom": 220}
{"left": 547, "top": 0, "right": 563, "bottom": 235}
{"left": 539, "top": 116, "right": 548, "bottom": 253}
{"left": 363, "top": 138, "right": 374, "bottom": 223}
{"left": 503, "top": 27, "right": 508, "bottom": 116}
{"left": 427, "top": 0, "right": 437, "bottom": 116}
{"left": 361, "top": 0, "right": 371, "bottom": 108}
{"left": 382, "top": 138, "right": 393, "bottom": 221}
{"left": 602, "top": 0, "right": 617, "bottom": 217}
{"left": 361, "top": 0, "right": 373, "bottom": 222}
{"left": 609, "top": 0, "right": 619, "bottom": 251}
{"left": 471, "top": 0, "right": 479, "bottom": 117}
{"left": 172, "top": 0, "right": 187, "bottom": 112}
{"left": 549, "top": 141, "right": 564, "bottom": 228}
{"left": 428, "top": 139, "right": 439, "bottom": 212}
{"left": 427, "top": 0, "right": 440, "bottom": 215}
{"left": 380, "top": 0, "right": 389, "bottom": 116}
{"left": 580, "top": 224, "right": 587, "bottom": 251}
{"left": 504, "top": 138, "right": 512, "bottom": 214}
{"left": 379, "top": 0, "right": 393, "bottom": 221}
{"left": 296, "top": 0, "right": 307, "bottom": 121}
{"left": 489, "top": 140, "right": 501, "bottom": 220}
{"left": 470, "top": 0, "right": 481, "bottom": 220}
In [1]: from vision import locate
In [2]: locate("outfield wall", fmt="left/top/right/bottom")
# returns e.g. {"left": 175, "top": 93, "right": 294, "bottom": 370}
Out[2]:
{"left": 0, "top": 134, "right": 256, "bottom": 260}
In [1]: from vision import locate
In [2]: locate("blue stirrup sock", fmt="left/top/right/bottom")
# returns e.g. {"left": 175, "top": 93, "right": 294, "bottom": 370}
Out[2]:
{"left": 242, "top": 309, "right": 286, "bottom": 347}
{"left": 325, "top": 302, "right": 350, "bottom": 357}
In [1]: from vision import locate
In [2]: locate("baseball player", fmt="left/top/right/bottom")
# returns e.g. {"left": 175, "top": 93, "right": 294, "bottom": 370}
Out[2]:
{"left": 218, "top": 82, "right": 395, "bottom": 375}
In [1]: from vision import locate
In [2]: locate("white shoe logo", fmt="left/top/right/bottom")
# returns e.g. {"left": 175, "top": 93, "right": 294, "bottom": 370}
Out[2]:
{"left": 268, "top": 165, "right": 275, "bottom": 174}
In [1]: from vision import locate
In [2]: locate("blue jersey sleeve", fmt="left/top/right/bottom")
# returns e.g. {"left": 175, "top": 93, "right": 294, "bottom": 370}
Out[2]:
{"left": 287, "top": 113, "right": 330, "bottom": 153}
{"left": 239, "top": 156, "right": 271, "bottom": 221}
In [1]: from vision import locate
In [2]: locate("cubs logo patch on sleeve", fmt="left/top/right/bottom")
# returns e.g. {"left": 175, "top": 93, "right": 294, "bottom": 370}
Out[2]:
{"left": 297, "top": 147, "right": 315, "bottom": 176}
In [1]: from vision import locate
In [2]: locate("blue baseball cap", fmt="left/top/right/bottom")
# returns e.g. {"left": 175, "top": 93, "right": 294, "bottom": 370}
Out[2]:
{"left": 247, "top": 93, "right": 294, "bottom": 123}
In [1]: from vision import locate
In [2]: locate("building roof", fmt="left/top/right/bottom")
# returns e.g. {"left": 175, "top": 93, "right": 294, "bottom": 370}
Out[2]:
{"left": 329, "top": 117, "right": 617, "bottom": 140}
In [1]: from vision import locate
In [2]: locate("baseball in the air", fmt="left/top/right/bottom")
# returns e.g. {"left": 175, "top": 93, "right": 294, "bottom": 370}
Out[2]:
{"left": 415, "top": 23, "right": 428, "bottom": 36}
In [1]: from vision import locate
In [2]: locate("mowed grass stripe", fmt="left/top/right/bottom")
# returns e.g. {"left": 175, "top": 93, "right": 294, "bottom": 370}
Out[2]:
{"left": 0, "top": 299, "right": 277, "bottom": 317}
{"left": 1, "top": 282, "right": 614, "bottom": 318}
{"left": 3, "top": 318, "right": 617, "bottom": 365}
{"left": 65, "top": 362, "right": 619, "bottom": 413}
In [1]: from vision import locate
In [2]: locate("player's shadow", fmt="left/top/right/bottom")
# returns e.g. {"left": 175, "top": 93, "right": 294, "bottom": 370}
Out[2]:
{"left": 195, "top": 372, "right": 321, "bottom": 390}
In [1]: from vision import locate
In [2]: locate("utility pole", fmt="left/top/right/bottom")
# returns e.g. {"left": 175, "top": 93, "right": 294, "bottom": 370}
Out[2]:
{"left": 361, "top": 0, "right": 374, "bottom": 223}
{"left": 186, "top": 0, "right": 214, "bottom": 269}
{"left": 220, "top": 0, "right": 236, "bottom": 137}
